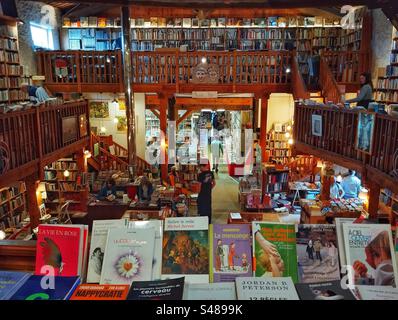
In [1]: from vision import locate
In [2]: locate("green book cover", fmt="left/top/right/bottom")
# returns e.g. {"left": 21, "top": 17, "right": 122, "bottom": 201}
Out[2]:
{"left": 209, "top": 224, "right": 214, "bottom": 282}
{"left": 252, "top": 222, "right": 298, "bottom": 283}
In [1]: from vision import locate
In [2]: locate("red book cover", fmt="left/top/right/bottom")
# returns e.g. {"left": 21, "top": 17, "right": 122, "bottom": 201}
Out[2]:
{"left": 70, "top": 284, "right": 130, "bottom": 300}
{"left": 35, "top": 225, "right": 84, "bottom": 277}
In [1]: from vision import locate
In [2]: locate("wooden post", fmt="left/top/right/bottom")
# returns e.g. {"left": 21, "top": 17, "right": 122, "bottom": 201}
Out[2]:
{"left": 368, "top": 182, "right": 380, "bottom": 219}
{"left": 260, "top": 94, "right": 270, "bottom": 162}
{"left": 160, "top": 95, "right": 168, "bottom": 181}
{"left": 25, "top": 174, "right": 40, "bottom": 229}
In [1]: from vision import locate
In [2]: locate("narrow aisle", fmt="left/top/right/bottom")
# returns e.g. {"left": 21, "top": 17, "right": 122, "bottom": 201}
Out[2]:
{"left": 212, "top": 168, "right": 241, "bottom": 224}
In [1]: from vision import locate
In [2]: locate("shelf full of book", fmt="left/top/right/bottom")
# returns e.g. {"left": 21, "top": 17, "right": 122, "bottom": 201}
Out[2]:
{"left": 262, "top": 166, "right": 289, "bottom": 194}
{"left": 266, "top": 122, "right": 293, "bottom": 165}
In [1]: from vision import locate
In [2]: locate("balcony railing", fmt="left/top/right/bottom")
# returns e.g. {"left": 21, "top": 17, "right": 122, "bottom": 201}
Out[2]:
{"left": 294, "top": 102, "right": 398, "bottom": 182}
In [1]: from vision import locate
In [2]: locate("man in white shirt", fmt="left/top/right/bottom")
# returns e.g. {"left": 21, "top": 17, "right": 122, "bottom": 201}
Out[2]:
{"left": 341, "top": 170, "right": 361, "bottom": 199}
{"left": 210, "top": 135, "right": 223, "bottom": 173}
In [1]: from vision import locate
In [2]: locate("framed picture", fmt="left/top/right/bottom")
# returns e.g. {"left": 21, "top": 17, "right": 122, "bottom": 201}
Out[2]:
{"left": 356, "top": 112, "right": 375, "bottom": 154}
{"left": 274, "top": 123, "right": 283, "bottom": 132}
{"left": 116, "top": 116, "right": 127, "bottom": 132}
{"left": 118, "top": 99, "right": 126, "bottom": 111}
{"left": 79, "top": 113, "right": 88, "bottom": 137}
{"left": 311, "top": 114, "right": 322, "bottom": 137}
{"left": 89, "top": 101, "right": 109, "bottom": 118}
{"left": 62, "top": 116, "right": 78, "bottom": 144}
{"left": 39, "top": 204, "right": 46, "bottom": 218}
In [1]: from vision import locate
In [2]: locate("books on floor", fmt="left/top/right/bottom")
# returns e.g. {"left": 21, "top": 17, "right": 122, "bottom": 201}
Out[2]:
{"left": 127, "top": 277, "right": 184, "bottom": 300}
{"left": 161, "top": 217, "right": 209, "bottom": 284}
{"left": 70, "top": 284, "right": 130, "bottom": 300}
{"left": 252, "top": 222, "right": 298, "bottom": 282}
{"left": 296, "top": 224, "right": 340, "bottom": 283}
{"left": 295, "top": 280, "right": 356, "bottom": 300}
{"left": 0, "top": 271, "right": 31, "bottom": 300}
{"left": 183, "top": 282, "right": 236, "bottom": 300}
{"left": 210, "top": 224, "right": 252, "bottom": 282}
{"left": 343, "top": 223, "right": 398, "bottom": 286}
{"left": 235, "top": 277, "right": 299, "bottom": 300}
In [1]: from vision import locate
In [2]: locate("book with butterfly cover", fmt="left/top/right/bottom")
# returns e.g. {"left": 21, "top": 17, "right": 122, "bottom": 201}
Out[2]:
{"left": 10, "top": 275, "right": 80, "bottom": 300}
{"left": 0, "top": 271, "right": 31, "bottom": 300}
{"left": 87, "top": 219, "right": 128, "bottom": 283}
{"left": 35, "top": 224, "right": 85, "bottom": 277}
{"left": 100, "top": 228, "right": 155, "bottom": 285}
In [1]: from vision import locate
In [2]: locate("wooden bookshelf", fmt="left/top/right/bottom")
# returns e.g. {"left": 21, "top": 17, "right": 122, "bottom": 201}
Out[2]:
{"left": 262, "top": 165, "right": 289, "bottom": 194}
{"left": 0, "top": 182, "right": 28, "bottom": 236}
{"left": 266, "top": 122, "right": 293, "bottom": 165}
{"left": 378, "top": 188, "right": 398, "bottom": 226}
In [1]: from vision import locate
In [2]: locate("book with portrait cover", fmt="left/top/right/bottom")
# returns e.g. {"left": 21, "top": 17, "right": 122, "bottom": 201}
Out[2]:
{"left": 252, "top": 222, "right": 298, "bottom": 283}
{"left": 10, "top": 275, "right": 80, "bottom": 300}
{"left": 87, "top": 219, "right": 128, "bottom": 283}
{"left": 210, "top": 224, "right": 252, "bottom": 282}
{"left": 343, "top": 223, "right": 398, "bottom": 286}
{"left": 0, "top": 271, "right": 31, "bottom": 300}
{"left": 334, "top": 218, "right": 356, "bottom": 268}
{"left": 295, "top": 280, "right": 356, "bottom": 300}
{"left": 70, "top": 284, "right": 130, "bottom": 300}
{"left": 100, "top": 228, "right": 155, "bottom": 285}
{"left": 161, "top": 217, "right": 209, "bottom": 284}
{"left": 296, "top": 224, "right": 340, "bottom": 283}
{"left": 235, "top": 277, "right": 299, "bottom": 300}
{"left": 128, "top": 220, "right": 163, "bottom": 280}
{"left": 127, "top": 277, "right": 184, "bottom": 300}
{"left": 35, "top": 224, "right": 84, "bottom": 277}
{"left": 352, "top": 285, "right": 398, "bottom": 300}
{"left": 183, "top": 282, "right": 236, "bottom": 300}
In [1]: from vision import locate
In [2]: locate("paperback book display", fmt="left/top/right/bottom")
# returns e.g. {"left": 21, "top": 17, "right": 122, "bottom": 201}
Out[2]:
{"left": 295, "top": 280, "right": 356, "bottom": 300}
{"left": 70, "top": 284, "right": 130, "bottom": 300}
{"left": 127, "top": 277, "right": 184, "bottom": 300}
{"left": 183, "top": 282, "right": 237, "bottom": 300}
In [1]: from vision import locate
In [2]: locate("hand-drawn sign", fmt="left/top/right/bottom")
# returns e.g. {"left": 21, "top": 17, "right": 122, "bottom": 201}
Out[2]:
{"left": 192, "top": 62, "right": 219, "bottom": 84}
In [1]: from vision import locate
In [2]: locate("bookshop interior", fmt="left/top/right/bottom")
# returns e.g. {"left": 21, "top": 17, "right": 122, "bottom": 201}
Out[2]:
{"left": 2, "top": 0, "right": 398, "bottom": 301}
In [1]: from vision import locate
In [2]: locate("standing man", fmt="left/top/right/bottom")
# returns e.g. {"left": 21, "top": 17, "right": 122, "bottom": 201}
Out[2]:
{"left": 210, "top": 135, "right": 223, "bottom": 173}
{"left": 341, "top": 170, "right": 362, "bottom": 199}
{"left": 197, "top": 163, "right": 216, "bottom": 224}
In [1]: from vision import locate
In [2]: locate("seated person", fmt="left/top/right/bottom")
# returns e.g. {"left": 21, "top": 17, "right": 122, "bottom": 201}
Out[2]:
{"left": 97, "top": 178, "right": 117, "bottom": 201}
{"left": 21, "top": 83, "right": 50, "bottom": 104}
{"left": 137, "top": 176, "right": 154, "bottom": 201}
{"left": 167, "top": 166, "right": 181, "bottom": 187}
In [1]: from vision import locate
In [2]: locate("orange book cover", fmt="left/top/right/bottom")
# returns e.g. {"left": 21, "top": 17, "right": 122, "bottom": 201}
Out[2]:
{"left": 70, "top": 284, "right": 130, "bottom": 300}
{"left": 98, "top": 17, "right": 107, "bottom": 28}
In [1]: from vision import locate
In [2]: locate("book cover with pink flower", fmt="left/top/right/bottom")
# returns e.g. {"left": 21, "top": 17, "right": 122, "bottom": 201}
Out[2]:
{"left": 100, "top": 228, "right": 155, "bottom": 285}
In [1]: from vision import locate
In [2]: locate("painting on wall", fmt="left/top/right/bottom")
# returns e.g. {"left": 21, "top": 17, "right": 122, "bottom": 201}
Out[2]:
{"left": 89, "top": 101, "right": 109, "bottom": 118}
{"left": 116, "top": 116, "right": 127, "bottom": 132}
{"left": 356, "top": 111, "right": 375, "bottom": 154}
{"left": 118, "top": 99, "right": 126, "bottom": 111}
{"left": 62, "top": 116, "right": 78, "bottom": 144}
{"left": 311, "top": 114, "right": 322, "bottom": 137}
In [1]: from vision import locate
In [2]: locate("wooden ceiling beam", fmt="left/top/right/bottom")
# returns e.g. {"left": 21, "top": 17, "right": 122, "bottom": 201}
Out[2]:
{"left": 175, "top": 97, "right": 253, "bottom": 107}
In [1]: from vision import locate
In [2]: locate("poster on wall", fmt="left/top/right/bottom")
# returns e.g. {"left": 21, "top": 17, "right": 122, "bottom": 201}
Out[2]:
{"left": 356, "top": 112, "right": 375, "bottom": 154}
{"left": 89, "top": 101, "right": 109, "bottom": 118}
{"left": 62, "top": 116, "right": 78, "bottom": 144}
{"left": 116, "top": 116, "right": 127, "bottom": 132}
{"left": 311, "top": 114, "right": 322, "bottom": 137}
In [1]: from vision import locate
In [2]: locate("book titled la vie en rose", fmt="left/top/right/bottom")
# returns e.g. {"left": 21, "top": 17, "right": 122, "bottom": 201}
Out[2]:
{"left": 35, "top": 225, "right": 85, "bottom": 277}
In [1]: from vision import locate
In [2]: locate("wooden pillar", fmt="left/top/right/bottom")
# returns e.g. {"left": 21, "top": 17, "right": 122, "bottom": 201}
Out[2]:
{"left": 25, "top": 174, "right": 40, "bottom": 229}
{"left": 160, "top": 95, "right": 168, "bottom": 181}
{"left": 168, "top": 97, "right": 176, "bottom": 121}
{"left": 368, "top": 182, "right": 380, "bottom": 219}
{"left": 259, "top": 94, "right": 270, "bottom": 162}
{"left": 320, "top": 161, "right": 334, "bottom": 201}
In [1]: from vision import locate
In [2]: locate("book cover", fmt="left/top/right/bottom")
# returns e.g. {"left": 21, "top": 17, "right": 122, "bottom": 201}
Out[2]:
{"left": 192, "top": 18, "right": 199, "bottom": 28}
{"left": 295, "top": 280, "right": 356, "bottom": 300}
{"left": 80, "top": 17, "right": 88, "bottom": 28}
{"left": 352, "top": 285, "right": 398, "bottom": 300}
{"left": 88, "top": 16, "right": 98, "bottom": 27}
{"left": 296, "top": 224, "right": 340, "bottom": 283}
{"left": 87, "top": 219, "right": 128, "bottom": 283}
{"left": 35, "top": 224, "right": 84, "bottom": 277}
{"left": 166, "top": 18, "right": 174, "bottom": 27}
{"left": 218, "top": 18, "right": 226, "bottom": 27}
{"left": 0, "top": 271, "right": 31, "bottom": 300}
{"left": 343, "top": 223, "right": 398, "bottom": 286}
{"left": 158, "top": 18, "right": 166, "bottom": 28}
{"left": 10, "top": 276, "right": 80, "bottom": 300}
{"left": 100, "top": 228, "right": 155, "bottom": 285}
{"left": 127, "top": 277, "right": 184, "bottom": 300}
{"left": 268, "top": 17, "right": 277, "bottom": 27}
{"left": 70, "top": 284, "right": 129, "bottom": 300}
{"left": 277, "top": 17, "right": 287, "bottom": 27}
{"left": 98, "top": 17, "right": 106, "bottom": 28}
{"left": 183, "top": 282, "right": 236, "bottom": 300}
{"left": 304, "top": 17, "right": 315, "bottom": 26}
{"left": 288, "top": 17, "right": 297, "bottom": 27}
{"left": 236, "top": 277, "right": 299, "bottom": 300}
{"left": 252, "top": 222, "right": 298, "bottom": 283}
{"left": 210, "top": 224, "right": 252, "bottom": 282}
{"left": 162, "top": 217, "right": 209, "bottom": 283}
{"left": 334, "top": 218, "right": 356, "bottom": 268}
{"left": 106, "top": 18, "right": 114, "bottom": 27}
{"left": 150, "top": 17, "right": 158, "bottom": 27}
{"left": 174, "top": 18, "right": 182, "bottom": 27}
{"left": 182, "top": 18, "right": 192, "bottom": 28}
{"left": 63, "top": 17, "right": 71, "bottom": 27}
{"left": 314, "top": 16, "right": 324, "bottom": 26}
{"left": 80, "top": 225, "right": 89, "bottom": 282}
{"left": 210, "top": 19, "right": 218, "bottom": 27}
{"left": 128, "top": 220, "right": 163, "bottom": 280}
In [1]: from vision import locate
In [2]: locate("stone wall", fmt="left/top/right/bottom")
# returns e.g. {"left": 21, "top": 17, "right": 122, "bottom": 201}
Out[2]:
{"left": 15, "top": 0, "right": 61, "bottom": 75}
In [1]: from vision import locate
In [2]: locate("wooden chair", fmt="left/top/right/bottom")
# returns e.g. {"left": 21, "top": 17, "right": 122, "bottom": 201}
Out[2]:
{"left": 56, "top": 201, "right": 72, "bottom": 224}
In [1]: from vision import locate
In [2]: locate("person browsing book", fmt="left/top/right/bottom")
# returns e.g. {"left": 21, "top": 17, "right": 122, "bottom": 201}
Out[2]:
{"left": 197, "top": 163, "right": 216, "bottom": 224}
{"left": 344, "top": 72, "right": 374, "bottom": 109}
{"left": 137, "top": 175, "right": 154, "bottom": 201}
{"left": 97, "top": 178, "right": 117, "bottom": 201}
{"left": 341, "top": 170, "right": 361, "bottom": 199}
{"left": 21, "top": 83, "right": 50, "bottom": 104}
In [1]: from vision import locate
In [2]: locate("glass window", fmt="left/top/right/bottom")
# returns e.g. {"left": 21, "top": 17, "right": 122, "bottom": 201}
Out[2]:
{"left": 30, "top": 22, "right": 54, "bottom": 50}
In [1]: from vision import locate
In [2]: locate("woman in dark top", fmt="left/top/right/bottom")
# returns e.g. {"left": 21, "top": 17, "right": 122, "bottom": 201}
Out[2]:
{"left": 197, "top": 163, "right": 216, "bottom": 223}
{"left": 97, "top": 178, "right": 117, "bottom": 201}
{"left": 345, "top": 72, "right": 374, "bottom": 109}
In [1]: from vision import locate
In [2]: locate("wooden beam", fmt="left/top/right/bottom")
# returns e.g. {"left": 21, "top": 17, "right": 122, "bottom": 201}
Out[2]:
{"left": 0, "top": 241, "right": 36, "bottom": 272}
{"left": 175, "top": 97, "right": 253, "bottom": 107}
{"left": 0, "top": 161, "right": 39, "bottom": 189}
{"left": 366, "top": 166, "right": 398, "bottom": 195}
{"left": 145, "top": 94, "right": 160, "bottom": 107}
{"left": 176, "top": 110, "right": 194, "bottom": 126}
{"left": 178, "top": 105, "right": 252, "bottom": 112}
{"left": 149, "top": 109, "right": 161, "bottom": 119}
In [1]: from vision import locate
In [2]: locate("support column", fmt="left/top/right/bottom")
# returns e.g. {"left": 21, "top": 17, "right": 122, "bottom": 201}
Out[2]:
{"left": 25, "top": 174, "right": 40, "bottom": 229}
{"left": 121, "top": 6, "right": 136, "bottom": 171}
{"left": 259, "top": 94, "right": 270, "bottom": 162}
{"left": 160, "top": 95, "right": 168, "bottom": 181}
{"left": 368, "top": 182, "right": 380, "bottom": 219}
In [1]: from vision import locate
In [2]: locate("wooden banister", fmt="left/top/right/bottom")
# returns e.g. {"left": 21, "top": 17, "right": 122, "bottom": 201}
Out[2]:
{"left": 291, "top": 51, "right": 310, "bottom": 100}
{"left": 319, "top": 55, "right": 344, "bottom": 104}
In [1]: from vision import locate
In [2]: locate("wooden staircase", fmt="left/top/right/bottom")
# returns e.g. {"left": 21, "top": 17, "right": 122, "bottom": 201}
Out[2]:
{"left": 289, "top": 155, "right": 320, "bottom": 183}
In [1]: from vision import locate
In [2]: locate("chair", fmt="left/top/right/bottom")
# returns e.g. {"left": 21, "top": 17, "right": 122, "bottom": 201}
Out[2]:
{"left": 56, "top": 201, "right": 72, "bottom": 224}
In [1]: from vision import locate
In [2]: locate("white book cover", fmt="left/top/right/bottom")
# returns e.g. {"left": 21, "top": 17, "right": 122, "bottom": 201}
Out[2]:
{"left": 183, "top": 282, "right": 236, "bottom": 300}
{"left": 80, "top": 225, "right": 89, "bottom": 282}
{"left": 353, "top": 285, "right": 398, "bottom": 300}
{"left": 343, "top": 223, "right": 398, "bottom": 287}
{"left": 334, "top": 218, "right": 356, "bottom": 268}
{"left": 87, "top": 219, "right": 128, "bottom": 283}
{"left": 161, "top": 217, "right": 209, "bottom": 283}
{"left": 100, "top": 228, "right": 155, "bottom": 285}
{"left": 236, "top": 277, "right": 299, "bottom": 300}
{"left": 128, "top": 220, "right": 163, "bottom": 280}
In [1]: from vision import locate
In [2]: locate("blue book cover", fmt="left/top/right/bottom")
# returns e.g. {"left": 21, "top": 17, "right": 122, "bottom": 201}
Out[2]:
{"left": 0, "top": 271, "right": 31, "bottom": 300}
{"left": 10, "top": 275, "right": 80, "bottom": 300}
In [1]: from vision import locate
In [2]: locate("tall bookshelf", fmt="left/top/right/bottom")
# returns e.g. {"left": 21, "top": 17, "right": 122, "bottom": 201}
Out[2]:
{"left": 375, "top": 29, "right": 398, "bottom": 105}
{"left": 0, "top": 181, "right": 28, "bottom": 235}
{"left": 145, "top": 109, "right": 160, "bottom": 143}
{"left": 378, "top": 188, "right": 398, "bottom": 228}
{"left": 262, "top": 165, "right": 289, "bottom": 194}
{"left": 266, "top": 122, "right": 293, "bottom": 165}
{"left": 43, "top": 158, "right": 88, "bottom": 212}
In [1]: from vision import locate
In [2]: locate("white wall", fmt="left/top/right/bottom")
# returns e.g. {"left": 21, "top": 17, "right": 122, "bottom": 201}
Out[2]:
{"left": 134, "top": 93, "right": 146, "bottom": 160}
{"left": 266, "top": 93, "right": 295, "bottom": 131}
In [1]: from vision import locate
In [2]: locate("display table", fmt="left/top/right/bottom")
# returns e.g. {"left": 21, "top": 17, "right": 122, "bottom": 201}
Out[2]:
{"left": 227, "top": 212, "right": 281, "bottom": 224}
